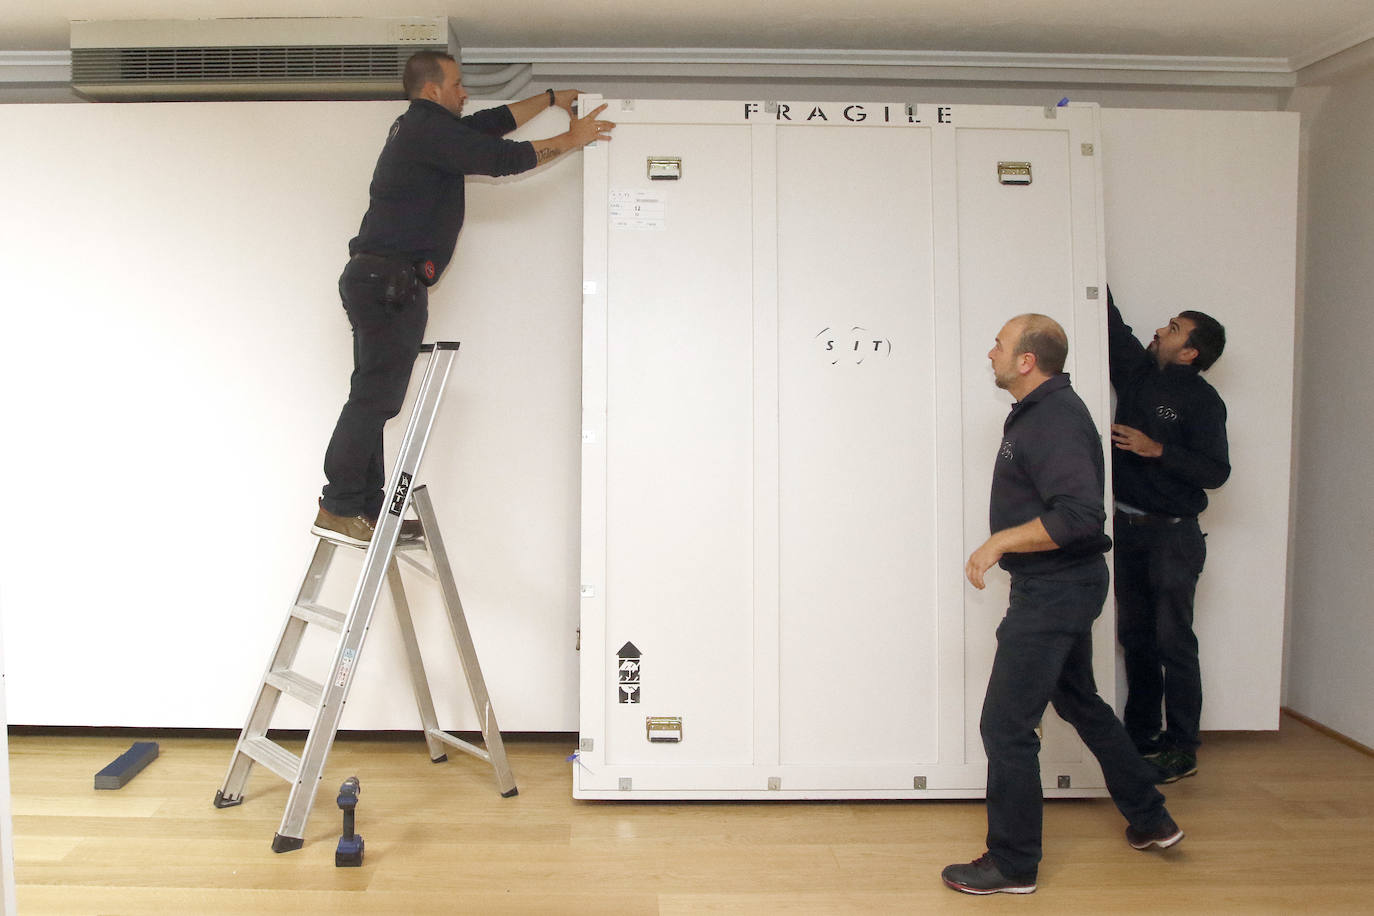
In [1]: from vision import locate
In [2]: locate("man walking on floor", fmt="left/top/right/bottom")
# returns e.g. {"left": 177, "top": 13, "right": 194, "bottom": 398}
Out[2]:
{"left": 943, "top": 313, "right": 1182, "bottom": 896}
{"left": 1107, "top": 287, "right": 1229, "bottom": 783}
{"left": 312, "top": 51, "right": 615, "bottom": 544}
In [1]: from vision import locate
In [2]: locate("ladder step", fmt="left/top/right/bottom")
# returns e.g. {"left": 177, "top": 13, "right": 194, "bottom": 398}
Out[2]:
{"left": 312, "top": 532, "right": 426, "bottom": 551}
{"left": 291, "top": 602, "right": 346, "bottom": 632}
{"left": 312, "top": 530, "right": 367, "bottom": 549}
{"left": 425, "top": 728, "right": 493, "bottom": 763}
{"left": 395, "top": 552, "right": 437, "bottom": 579}
{"left": 264, "top": 669, "right": 324, "bottom": 707}
{"left": 240, "top": 736, "right": 301, "bottom": 782}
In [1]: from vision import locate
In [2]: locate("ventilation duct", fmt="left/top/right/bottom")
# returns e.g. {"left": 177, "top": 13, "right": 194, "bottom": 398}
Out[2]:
{"left": 70, "top": 17, "right": 459, "bottom": 100}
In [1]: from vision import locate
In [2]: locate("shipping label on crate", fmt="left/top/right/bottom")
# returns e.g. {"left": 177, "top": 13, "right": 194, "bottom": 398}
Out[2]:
{"left": 617, "top": 641, "right": 641, "bottom": 704}
{"left": 610, "top": 191, "right": 666, "bottom": 231}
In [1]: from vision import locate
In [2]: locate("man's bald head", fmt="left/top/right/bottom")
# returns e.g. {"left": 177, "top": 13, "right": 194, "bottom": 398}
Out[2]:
{"left": 1011, "top": 313, "right": 1069, "bottom": 376}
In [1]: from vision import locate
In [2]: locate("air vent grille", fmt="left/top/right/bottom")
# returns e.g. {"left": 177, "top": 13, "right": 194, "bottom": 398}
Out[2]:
{"left": 72, "top": 45, "right": 415, "bottom": 84}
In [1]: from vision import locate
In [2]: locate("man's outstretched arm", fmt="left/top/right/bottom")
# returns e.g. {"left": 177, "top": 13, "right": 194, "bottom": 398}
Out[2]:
{"left": 505, "top": 89, "right": 616, "bottom": 164}
{"left": 506, "top": 88, "right": 580, "bottom": 127}
{"left": 529, "top": 102, "right": 615, "bottom": 164}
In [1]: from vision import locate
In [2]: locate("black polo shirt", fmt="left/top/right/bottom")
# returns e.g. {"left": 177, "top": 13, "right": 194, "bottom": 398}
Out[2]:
{"left": 1107, "top": 295, "right": 1230, "bottom": 518}
{"left": 348, "top": 99, "right": 539, "bottom": 281}
{"left": 991, "top": 373, "right": 1113, "bottom": 575}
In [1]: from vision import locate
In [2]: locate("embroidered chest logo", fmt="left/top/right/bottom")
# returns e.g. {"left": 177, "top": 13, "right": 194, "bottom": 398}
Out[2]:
{"left": 999, "top": 439, "right": 1015, "bottom": 461}
{"left": 1155, "top": 405, "right": 1179, "bottom": 422}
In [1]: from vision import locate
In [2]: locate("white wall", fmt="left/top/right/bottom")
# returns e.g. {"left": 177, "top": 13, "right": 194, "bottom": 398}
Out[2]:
{"left": 1284, "top": 63, "right": 1374, "bottom": 749}
{"left": 0, "top": 99, "right": 586, "bottom": 730}
{"left": 0, "top": 97, "right": 1297, "bottom": 735}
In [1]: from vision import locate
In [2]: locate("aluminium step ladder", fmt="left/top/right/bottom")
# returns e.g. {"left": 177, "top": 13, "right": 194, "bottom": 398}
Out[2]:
{"left": 213, "top": 342, "right": 517, "bottom": 853}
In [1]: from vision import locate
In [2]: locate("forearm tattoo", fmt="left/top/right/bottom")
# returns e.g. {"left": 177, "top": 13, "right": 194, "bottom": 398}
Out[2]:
{"left": 535, "top": 145, "right": 562, "bottom": 165}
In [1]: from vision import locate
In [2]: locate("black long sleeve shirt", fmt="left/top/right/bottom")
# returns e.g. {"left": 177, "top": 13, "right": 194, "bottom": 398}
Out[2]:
{"left": 992, "top": 374, "right": 1113, "bottom": 575}
{"left": 1107, "top": 294, "right": 1230, "bottom": 517}
{"left": 348, "top": 100, "right": 538, "bottom": 280}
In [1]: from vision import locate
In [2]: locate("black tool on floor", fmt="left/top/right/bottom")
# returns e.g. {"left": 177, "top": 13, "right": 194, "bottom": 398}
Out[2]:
{"left": 335, "top": 776, "right": 363, "bottom": 867}
{"left": 94, "top": 741, "right": 159, "bottom": 790}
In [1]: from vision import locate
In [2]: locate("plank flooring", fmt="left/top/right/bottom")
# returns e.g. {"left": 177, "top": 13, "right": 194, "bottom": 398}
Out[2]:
{"left": 9, "top": 712, "right": 1374, "bottom": 913}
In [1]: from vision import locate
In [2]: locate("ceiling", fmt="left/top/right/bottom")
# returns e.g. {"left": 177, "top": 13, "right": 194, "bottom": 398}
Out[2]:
{"left": 4, "top": 1, "right": 1374, "bottom": 72}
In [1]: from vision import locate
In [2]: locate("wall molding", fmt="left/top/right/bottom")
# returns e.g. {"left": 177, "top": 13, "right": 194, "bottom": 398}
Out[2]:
{"left": 469, "top": 47, "right": 1296, "bottom": 89}
{"left": 5, "top": 41, "right": 1370, "bottom": 93}
{"left": 1297, "top": 35, "right": 1374, "bottom": 86}
{"left": 1283, "top": 707, "right": 1374, "bottom": 758}
{"left": 1289, "top": 15, "right": 1374, "bottom": 72}
{"left": 466, "top": 46, "right": 1293, "bottom": 73}
{"left": 0, "top": 50, "right": 69, "bottom": 83}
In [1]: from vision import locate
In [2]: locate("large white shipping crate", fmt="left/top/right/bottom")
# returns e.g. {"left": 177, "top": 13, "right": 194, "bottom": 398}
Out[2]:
{"left": 577, "top": 100, "right": 1113, "bottom": 798}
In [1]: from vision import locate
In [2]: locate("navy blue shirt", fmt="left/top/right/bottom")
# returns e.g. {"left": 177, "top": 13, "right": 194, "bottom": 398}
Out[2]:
{"left": 1107, "top": 294, "right": 1230, "bottom": 517}
{"left": 992, "top": 373, "right": 1113, "bottom": 575}
{"left": 349, "top": 100, "right": 538, "bottom": 280}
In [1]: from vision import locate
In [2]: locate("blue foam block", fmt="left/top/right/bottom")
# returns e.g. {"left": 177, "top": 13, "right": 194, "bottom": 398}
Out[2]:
{"left": 94, "top": 741, "right": 159, "bottom": 790}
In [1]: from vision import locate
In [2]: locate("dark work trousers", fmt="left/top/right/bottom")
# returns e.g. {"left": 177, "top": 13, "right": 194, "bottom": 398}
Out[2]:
{"left": 1114, "top": 514, "right": 1207, "bottom": 753}
{"left": 981, "top": 558, "right": 1169, "bottom": 879}
{"left": 320, "top": 255, "right": 429, "bottom": 519}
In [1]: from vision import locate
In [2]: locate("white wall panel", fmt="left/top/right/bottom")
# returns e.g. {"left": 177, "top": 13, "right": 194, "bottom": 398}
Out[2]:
{"left": 0, "top": 100, "right": 586, "bottom": 731}
{"left": 0, "top": 100, "right": 1294, "bottom": 756}
{"left": 1100, "top": 108, "right": 1297, "bottom": 732}
{"left": 952, "top": 116, "right": 1116, "bottom": 767}
{"left": 775, "top": 125, "right": 939, "bottom": 767}
{"left": 602, "top": 122, "right": 757, "bottom": 766}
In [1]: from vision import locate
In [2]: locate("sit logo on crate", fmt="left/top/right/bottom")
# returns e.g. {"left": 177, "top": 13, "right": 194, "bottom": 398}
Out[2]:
{"left": 816, "top": 326, "right": 893, "bottom": 365}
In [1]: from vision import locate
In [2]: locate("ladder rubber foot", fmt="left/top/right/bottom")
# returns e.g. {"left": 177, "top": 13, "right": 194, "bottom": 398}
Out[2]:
{"left": 272, "top": 833, "right": 305, "bottom": 854}
{"left": 213, "top": 790, "right": 243, "bottom": 809}
{"left": 430, "top": 754, "right": 448, "bottom": 764}
{"left": 501, "top": 787, "right": 520, "bottom": 798}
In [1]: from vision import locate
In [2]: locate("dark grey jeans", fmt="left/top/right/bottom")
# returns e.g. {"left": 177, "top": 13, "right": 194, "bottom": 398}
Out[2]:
{"left": 1114, "top": 514, "right": 1207, "bottom": 753}
{"left": 320, "top": 255, "right": 428, "bottom": 519}
{"left": 980, "top": 558, "right": 1170, "bottom": 879}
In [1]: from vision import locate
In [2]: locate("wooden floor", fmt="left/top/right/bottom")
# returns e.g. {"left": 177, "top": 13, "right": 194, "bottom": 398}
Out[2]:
{"left": 9, "top": 713, "right": 1374, "bottom": 914}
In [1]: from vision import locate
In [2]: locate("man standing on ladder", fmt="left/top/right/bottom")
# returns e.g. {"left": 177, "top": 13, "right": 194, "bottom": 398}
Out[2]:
{"left": 1106, "top": 287, "right": 1229, "bottom": 784}
{"left": 312, "top": 51, "right": 615, "bottom": 545}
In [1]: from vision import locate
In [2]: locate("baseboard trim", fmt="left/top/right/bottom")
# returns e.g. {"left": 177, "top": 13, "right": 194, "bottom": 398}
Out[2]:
{"left": 1282, "top": 707, "right": 1374, "bottom": 758}
{"left": 6, "top": 725, "right": 577, "bottom": 743}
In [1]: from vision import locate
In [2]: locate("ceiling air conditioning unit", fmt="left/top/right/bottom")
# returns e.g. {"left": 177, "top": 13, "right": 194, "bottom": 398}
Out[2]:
{"left": 70, "top": 17, "right": 459, "bottom": 101}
